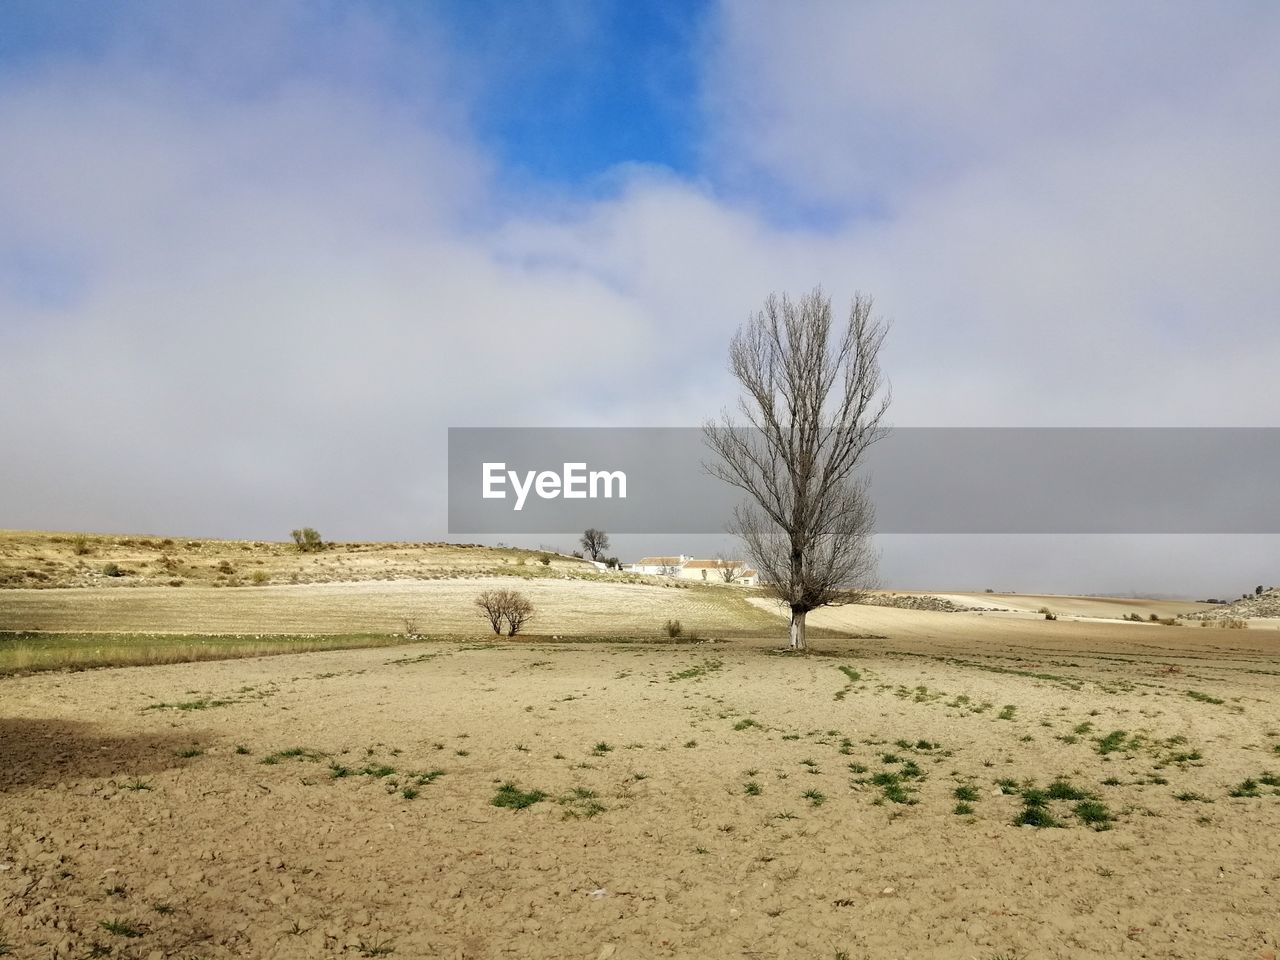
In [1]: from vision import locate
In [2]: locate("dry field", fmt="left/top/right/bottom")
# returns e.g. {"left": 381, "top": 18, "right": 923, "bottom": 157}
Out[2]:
{"left": 0, "top": 578, "right": 778, "bottom": 640}
{"left": 3, "top": 602, "right": 1280, "bottom": 960}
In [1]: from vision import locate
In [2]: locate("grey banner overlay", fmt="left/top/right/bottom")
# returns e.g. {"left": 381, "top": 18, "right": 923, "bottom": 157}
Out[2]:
{"left": 447, "top": 428, "right": 1280, "bottom": 534}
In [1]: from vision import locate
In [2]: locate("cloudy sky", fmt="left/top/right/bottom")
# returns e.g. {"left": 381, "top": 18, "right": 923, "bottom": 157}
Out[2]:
{"left": 2, "top": 1, "right": 1277, "bottom": 596}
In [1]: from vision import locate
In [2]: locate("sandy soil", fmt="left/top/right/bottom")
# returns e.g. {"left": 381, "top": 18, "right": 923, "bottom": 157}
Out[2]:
{"left": 3, "top": 608, "right": 1279, "bottom": 959}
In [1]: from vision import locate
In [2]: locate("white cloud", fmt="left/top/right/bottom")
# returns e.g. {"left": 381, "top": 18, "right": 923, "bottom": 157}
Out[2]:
{"left": 0, "top": 2, "right": 1275, "bottom": 591}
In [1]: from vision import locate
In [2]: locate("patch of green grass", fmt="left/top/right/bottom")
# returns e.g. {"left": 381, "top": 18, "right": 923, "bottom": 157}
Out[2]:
{"left": 869, "top": 771, "right": 917, "bottom": 805}
{"left": 593, "top": 741, "right": 613, "bottom": 754}
{"left": 1094, "top": 730, "right": 1136, "bottom": 755}
{"left": 176, "top": 747, "right": 203, "bottom": 758}
{"left": 0, "top": 630, "right": 424, "bottom": 676}
{"left": 953, "top": 802, "right": 974, "bottom": 815}
{"left": 1186, "top": 690, "right": 1224, "bottom": 705}
{"left": 1046, "top": 779, "right": 1090, "bottom": 801}
{"left": 261, "top": 746, "right": 326, "bottom": 765}
{"left": 1229, "top": 778, "right": 1261, "bottom": 798}
{"left": 144, "top": 698, "right": 234, "bottom": 712}
{"left": 361, "top": 764, "right": 396, "bottom": 778}
{"left": 1174, "top": 791, "right": 1212, "bottom": 803}
{"left": 1020, "top": 787, "right": 1049, "bottom": 808}
{"left": 953, "top": 784, "right": 980, "bottom": 802}
{"left": 401, "top": 786, "right": 418, "bottom": 800}
{"left": 234, "top": 744, "right": 250, "bottom": 755}
{"left": 560, "top": 787, "right": 607, "bottom": 819}
{"left": 899, "top": 760, "right": 925, "bottom": 780}
{"left": 492, "top": 782, "right": 547, "bottom": 810}
{"left": 122, "top": 778, "right": 152, "bottom": 791}
{"left": 669, "top": 658, "right": 723, "bottom": 682}
{"left": 1014, "top": 805, "right": 1063, "bottom": 828}
{"left": 997, "top": 705, "right": 1017, "bottom": 720}
{"left": 838, "top": 665, "right": 861, "bottom": 683}
{"left": 1073, "top": 800, "right": 1112, "bottom": 829}
{"left": 99, "top": 919, "right": 143, "bottom": 938}
{"left": 733, "top": 718, "right": 759, "bottom": 731}
{"left": 744, "top": 780, "right": 763, "bottom": 796}
{"left": 802, "top": 788, "right": 826, "bottom": 807}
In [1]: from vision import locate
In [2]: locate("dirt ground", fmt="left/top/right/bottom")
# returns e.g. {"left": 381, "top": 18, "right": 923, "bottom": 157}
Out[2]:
{"left": 3, "top": 606, "right": 1279, "bottom": 959}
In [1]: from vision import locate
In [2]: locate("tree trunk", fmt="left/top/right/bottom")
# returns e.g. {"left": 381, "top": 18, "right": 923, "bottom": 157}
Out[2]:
{"left": 789, "top": 607, "right": 807, "bottom": 651}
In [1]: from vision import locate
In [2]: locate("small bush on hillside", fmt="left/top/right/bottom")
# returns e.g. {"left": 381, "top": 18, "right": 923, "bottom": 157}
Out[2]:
{"left": 665, "top": 619, "right": 684, "bottom": 639}
{"left": 538, "top": 553, "right": 553, "bottom": 566}
{"left": 71, "top": 534, "right": 91, "bottom": 556}
{"left": 250, "top": 570, "right": 269, "bottom": 585}
{"left": 291, "top": 528, "right": 324, "bottom": 553}
{"left": 102, "top": 562, "right": 123, "bottom": 577}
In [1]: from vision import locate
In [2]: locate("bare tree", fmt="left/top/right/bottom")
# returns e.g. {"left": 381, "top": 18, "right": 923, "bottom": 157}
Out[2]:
{"left": 475, "top": 588, "right": 535, "bottom": 636}
{"left": 475, "top": 590, "right": 507, "bottom": 635}
{"left": 704, "top": 288, "right": 890, "bottom": 651}
{"left": 714, "top": 553, "right": 747, "bottom": 584}
{"left": 503, "top": 592, "right": 535, "bottom": 636}
{"left": 580, "top": 528, "right": 610, "bottom": 562}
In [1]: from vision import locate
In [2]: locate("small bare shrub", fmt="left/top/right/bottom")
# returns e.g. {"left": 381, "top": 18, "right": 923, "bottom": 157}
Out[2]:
{"left": 504, "top": 592, "right": 534, "bottom": 636}
{"left": 664, "top": 619, "right": 684, "bottom": 639}
{"left": 71, "top": 534, "right": 90, "bottom": 556}
{"left": 475, "top": 590, "right": 508, "bottom": 635}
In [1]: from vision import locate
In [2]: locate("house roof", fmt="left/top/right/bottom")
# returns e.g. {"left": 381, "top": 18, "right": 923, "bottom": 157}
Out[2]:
{"left": 634, "top": 556, "right": 685, "bottom": 565}
{"left": 683, "top": 559, "right": 748, "bottom": 570}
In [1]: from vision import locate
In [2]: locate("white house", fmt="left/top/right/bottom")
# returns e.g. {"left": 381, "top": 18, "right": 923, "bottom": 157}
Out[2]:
{"left": 625, "top": 555, "right": 758, "bottom": 586}
{"left": 676, "top": 558, "right": 758, "bottom": 587}
{"left": 626, "top": 555, "right": 690, "bottom": 575}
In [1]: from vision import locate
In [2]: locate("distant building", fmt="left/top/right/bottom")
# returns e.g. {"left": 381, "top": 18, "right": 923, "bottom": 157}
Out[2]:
{"left": 676, "top": 559, "right": 758, "bottom": 587}
{"left": 626, "top": 555, "right": 690, "bottom": 576}
{"left": 624, "top": 555, "right": 758, "bottom": 586}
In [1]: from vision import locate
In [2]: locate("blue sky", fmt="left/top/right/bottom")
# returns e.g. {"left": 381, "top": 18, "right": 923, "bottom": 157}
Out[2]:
{"left": 432, "top": 0, "right": 707, "bottom": 185}
{"left": 0, "top": 0, "right": 708, "bottom": 188}
{"left": 1, "top": 1, "right": 1278, "bottom": 593}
